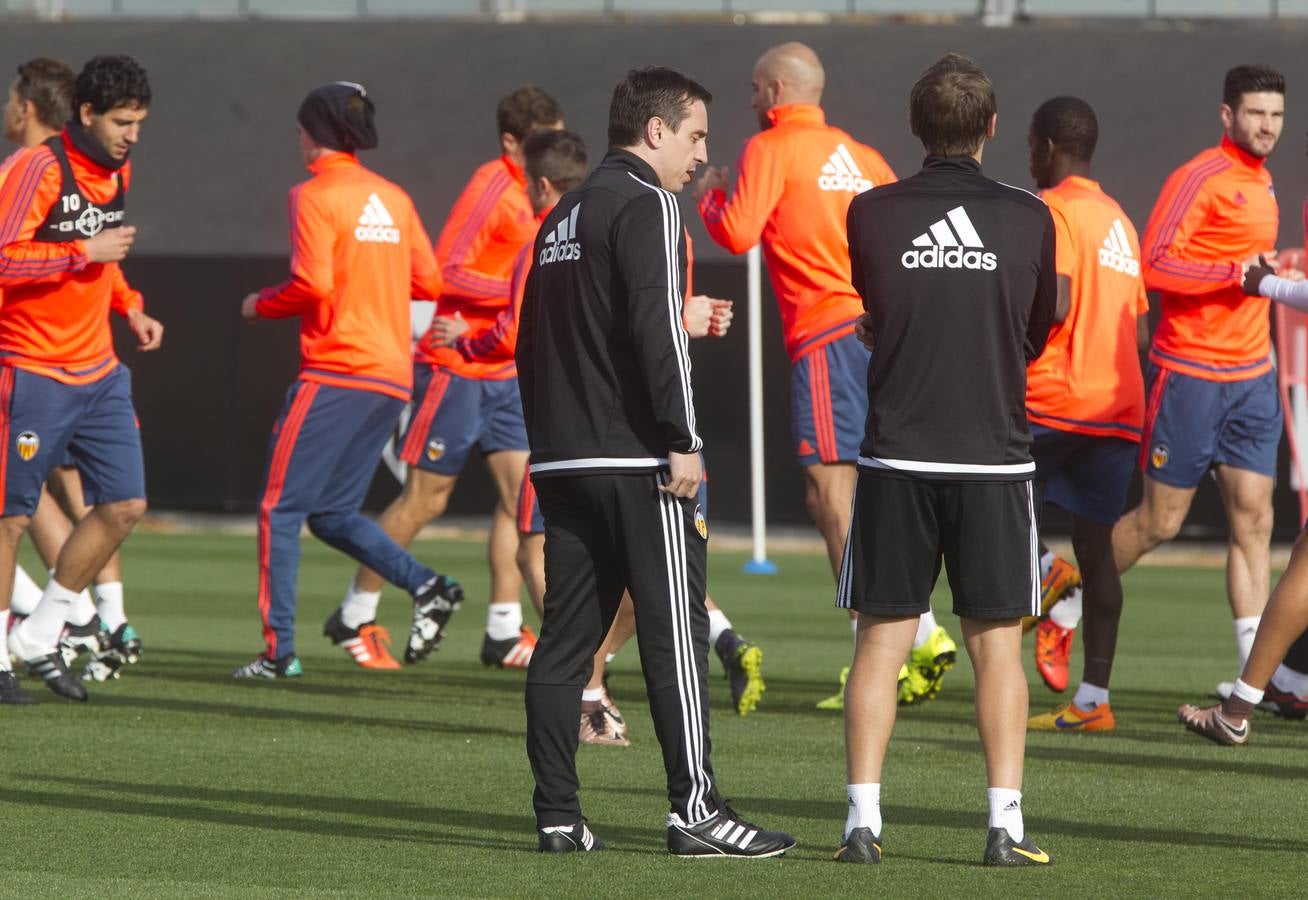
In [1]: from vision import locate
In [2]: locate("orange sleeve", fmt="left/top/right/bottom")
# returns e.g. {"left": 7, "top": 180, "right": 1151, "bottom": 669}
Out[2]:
{"left": 857, "top": 146, "right": 897, "bottom": 188}
{"left": 408, "top": 198, "right": 443, "bottom": 301}
{"left": 256, "top": 183, "right": 333, "bottom": 319}
{"left": 1136, "top": 281, "right": 1149, "bottom": 315}
{"left": 436, "top": 167, "right": 512, "bottom": 299}
{"left": 1048, "top": 201, "right": 1077, "bottom": 278}
{"left": 1141, "top": 168, "right": 1240, "bottom": 294}
{"left": 109, "top": 263, "right": 143, "bottom": 316}
{"left": 452, "top": 242, "right": 528, "bottom": 364}
{"left": 698, "top": 135, "right": 786, "bottom": 254}
{"left": 0, "top": 149, "right": 89, "bottom": 286}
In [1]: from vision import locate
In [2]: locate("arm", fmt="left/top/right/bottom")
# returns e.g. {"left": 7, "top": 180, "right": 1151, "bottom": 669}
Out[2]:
{"left": 616, "top": 192, "right": 703, "bottom": 455}
{"left": 409, "top": 201, "right": 443, "bottom": 301}
{"left": 515, "top": 261, "right": 539, "bottom": 429}
{"left": 1140, "top": 168, "right": 1241, "bottom": 294}
{"left": 848, "top": 203, "right": 876, "bottom": 352}
{"left": 0, "top": 150, "right": 89, "bottom": 285}
{"left": 253, "top": 185, "right": 334, "bottom": 320}
{"left": 1047, "top": 202, "right": 1076, "bottom": 324}
{"left": 108, "top": 263, "right": 162, "bottom": 350}
{"left": 695, "top": 138, "right": 786, "bottom": 254}
{"left": 1026, "top": 213, "right": 1058, "bottom": 362}
{"left": 435, "top": 168, "right": 512, "bottom": 300}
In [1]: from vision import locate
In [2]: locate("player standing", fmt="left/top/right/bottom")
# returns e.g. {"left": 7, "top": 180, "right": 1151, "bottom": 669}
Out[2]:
{"left": 0, "top": 55, "right": 163, "bottom": 702}
{"left": 837, "top": 54, "right": 1054, "bottom": 866}
{"left": 693, "top": 42, "right": 956, "bottom": 708}
{"left": 338, "top": 87, "right": 562, "bottom": 670}
{"left": 234, "top": 82, "right": 462, "bottom": 678}
{"left": 1016, "top": 98, "right": 1148, "bottom": 731}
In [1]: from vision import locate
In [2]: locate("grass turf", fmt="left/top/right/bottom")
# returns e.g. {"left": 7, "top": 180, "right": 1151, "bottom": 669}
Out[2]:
{"left": 3, "top": 532, "right": 1306, "bottom": 897}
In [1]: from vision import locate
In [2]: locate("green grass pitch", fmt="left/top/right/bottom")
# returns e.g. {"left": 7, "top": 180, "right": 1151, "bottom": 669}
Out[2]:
{"left": 3, "top": 532, "right": 1306, "bottom": 897}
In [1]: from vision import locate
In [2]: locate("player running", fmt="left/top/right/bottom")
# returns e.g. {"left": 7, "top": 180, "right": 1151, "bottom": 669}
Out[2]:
{"left": 1017, "top": 98, "right": 1148, "bottom": 732}
{"left": 0, "top": 55, "right": 163, "bottom": 702}
{"left": 339, "top": 86, "right": 563, "bottom": 670}
{"left": 234, "top": 81, "right": 461, "bottom": 679}
{"left": 694, "top": 41, "right": 955, "bottom": 709}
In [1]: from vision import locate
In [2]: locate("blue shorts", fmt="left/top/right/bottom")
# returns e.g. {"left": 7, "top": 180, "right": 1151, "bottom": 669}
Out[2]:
{"left": 0, "top": 365, "right": 144, "bottom": 516}
{"left": 399, "top": 365, "right": 528, "bottom": 475}
{"left": 1031, "top": 424, "right": 1136, "bottom": 525}
{"left": 791, "top": 331, "right": 868, "bottom": 467}
{"left": 517, "top": 458, "right": 711, "bottom": 536}
{"left": 1141, "top": 365, "right": 1282, "bottom": 488}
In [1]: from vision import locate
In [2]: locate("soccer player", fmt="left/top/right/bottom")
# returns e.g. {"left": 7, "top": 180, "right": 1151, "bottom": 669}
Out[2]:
{"left": 0, "top": 55, "right": 163, "bottom": 702}
{"left": 1015, "top": 98, "right": 1148, "bottom": 730}
{"left": 2, "top": 58, "right": 140, "bottom": 681}
{"left": 1111, "top": 65, "right": 1283, "bottom": 691}
{"left": 837, "top": 55, "right": 1054, "bottom": 866}
{"left": 341, "top": 87, "right": 562, "bottom": 670}
{"left": 234, "top": 81, "right": 462, "bottom": 679}
{"left": 519, "top": 66, "right": 793, "bottom": 857}
{"left": 693, "top": 42, "right": 955, "bottom": 709}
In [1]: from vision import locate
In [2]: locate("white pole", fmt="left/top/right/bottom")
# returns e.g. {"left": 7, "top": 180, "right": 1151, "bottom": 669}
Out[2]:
{"left": 743, "top": 245, "right": 777, "bottom": 575}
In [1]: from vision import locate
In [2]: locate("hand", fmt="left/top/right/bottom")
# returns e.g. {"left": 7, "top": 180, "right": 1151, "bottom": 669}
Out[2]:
{"left": 125, "top": 308, "right": 163, "bottom": 351}
{"left": 1242, "top": 255, "right": 1276, "bottom": 297}
{"left": 427, "top": 311, "right": 469, "bottom": 348}
{"left": 683, "top": 294, "right": 713, "bottom": 338}
{"left": 659, "top": 451, "right": 703, "bottom": 499}
{"left": 240, "top": 292, "right": 261, "bottom": 322}
{"left": 707, "top": 298, "right": 733, "bottom": 337}
{"left": 693, "top": 165, "right": 729, "bottom": 202}
{"left": 854, "top": 312, "right": 875, "bottom": 352}
{"left": 83, "top": 226, "right": 136, "bottom": 264}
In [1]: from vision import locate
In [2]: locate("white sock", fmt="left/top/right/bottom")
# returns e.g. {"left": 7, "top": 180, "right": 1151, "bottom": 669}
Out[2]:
{"left": 10, "top": 564, "right": 43, "bottom": 616}
{"left": 23, "top": 577, "right": 80, "bottom": 649}
{"left": 1049, "top": 586, "right": 1082, "bottom": 629}
{"left": 604, "top": 652, "right": 616, "bottom": 665}
{"left": 93, "top": 581, "right": 126, "bottom": 631}
{"left": 1271, "top": 664, "right": 1308, "bottom": 699}
{"left": 850, "top": 616, "right": 858, "bottom": 643}
{"left": 1231, "top": 677, "right": 1264, "bottom": 705}
{"left": 1039, "top": 551, "right": 1054, "bottom": 579}
{"left": 339, "top": 585, "right": 381, "bottom": 630}
{"left": 0, "top": 609, "right": 10, "bottom": 671}
{"left": 707, "top": 608, "right": 732, "bottom": 645}
{"left": 1233, "top": 616, "right": 1260, "bottom": 672}
{"left": 913, "top": 610, "right": 938, "bottom": 647}
{"left": 581, "top": 687, "right": 604, "bottom": 702}
{"left": 66, "top": 590, "right": 97, "bottom": 627}
{"left": 987, "top": 787, "right": 1024, "bottom": 843}
{"left": 486, "top": 601, "right": 523, "bottom": 641}
{"left": 844, "top": 783, "right": 881, "bottom": 839}
{"left": 1072, "top": 681, "right": 1109, "bottom": 710}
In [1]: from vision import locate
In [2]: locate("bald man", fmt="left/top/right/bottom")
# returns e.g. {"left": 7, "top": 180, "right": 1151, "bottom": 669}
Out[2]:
{"left": 695, "top": 43, "right": 956, "bottom": 710}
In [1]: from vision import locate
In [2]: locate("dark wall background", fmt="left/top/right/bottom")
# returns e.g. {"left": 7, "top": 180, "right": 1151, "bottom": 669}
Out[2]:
{"left": 9, "top": 17, "right": 1308, "bottom": 534}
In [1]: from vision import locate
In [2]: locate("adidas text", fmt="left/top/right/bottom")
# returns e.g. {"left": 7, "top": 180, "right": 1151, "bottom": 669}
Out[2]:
{"left": 356, "top": 193, "right": 401, "bottom": 244}
{"left": 818, "top": 144, "right": 873, "bottom": 193}
{"left": 540, "top": 204, "right": 582, "bottom": 266}
{"left": 901, "top": 246, "right": 997, "bottom": 271}
{"left": 1098, "top": 247, "right": 1140, "bottom": 276}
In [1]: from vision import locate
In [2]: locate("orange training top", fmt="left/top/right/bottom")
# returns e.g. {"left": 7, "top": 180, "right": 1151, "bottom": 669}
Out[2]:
{"left": 698, "top": 103, "right": 895, "bottom": 360}
{"left": 1143, "top": 135, "right": 1278, "bottom": 381}
{"left": 255, "top": 152, "right": 442, "bottom": 401}
{"left": 0, "top": 131, "right": 143, "bottom": 385}
{"left": 424, "top": 154, "right": 537, "bottom": 372}
{"left": 1027, "top": 176, "right": 1148, "bottom": 441}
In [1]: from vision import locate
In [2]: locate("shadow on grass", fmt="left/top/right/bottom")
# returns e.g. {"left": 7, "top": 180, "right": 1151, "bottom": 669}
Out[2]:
{"left": 16, "top": 776, "right": 662, "bottom": 852}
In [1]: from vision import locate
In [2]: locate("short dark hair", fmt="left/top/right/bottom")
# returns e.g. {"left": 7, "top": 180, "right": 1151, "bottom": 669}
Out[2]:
{"left": 607, "top": 66, "right": 712, "bottom": 148}
{"left": 909, "top": 53, "right": 996, "bottom": 157}
{"left": 1223, "top": 64, "right": 1285, "bottom": 110}
{"left": 75, "top": 55, "right": 151, "bottom": 115}
{"left": 1030, "top": 96, "right": 1098, "bottom": 162}
{"left": 524, "top": 129, "right": 588, "bottom": 194}
{"left": 14, "top": 57, "right": 75, "bottom": 130}
{"left": 496, "top": 85, "right": 562, "bottom": 141}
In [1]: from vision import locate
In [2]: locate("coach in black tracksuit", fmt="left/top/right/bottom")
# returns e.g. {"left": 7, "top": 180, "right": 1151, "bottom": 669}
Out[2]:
{"left": 833, "top": 55, "right": 1057, "bottom": 868}
{"left": 517, "top": 68, "right": 793, "bottom": 858}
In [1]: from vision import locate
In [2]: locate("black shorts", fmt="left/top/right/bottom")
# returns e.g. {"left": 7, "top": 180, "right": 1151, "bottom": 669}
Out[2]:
{"left": 836, "top": 470, "right": 1039, "bottom": 620}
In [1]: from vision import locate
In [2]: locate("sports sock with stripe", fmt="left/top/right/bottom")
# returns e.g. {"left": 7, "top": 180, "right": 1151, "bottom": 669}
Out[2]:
{"left": 486, "top": 601, "right": 523, "bottom": 641}
{"left": 913, "top": 610, "right": 938, "bottom": 647}
{"left": 987, "top": 788, "right": 1024, "bottom": 842}
{"left": 1048, "top": 586, "right": 1082, "bottom": 629}
{"left": 1233, "top": 617, "right": 1260, "bottom": 672}
{"left": 844, "top": 783, "right": 881, "bottom": 839}
{"left": 23, "top": 578, "right": 79, "bottom": 649}
{"left": 339, "top": 586, "right": 381, "bottom": 630}
{"left": 1072, "top": 681, "right": 1108, "bottom": 710}
{"left": 93, "top": 581, "right": 126, "bottom": 631}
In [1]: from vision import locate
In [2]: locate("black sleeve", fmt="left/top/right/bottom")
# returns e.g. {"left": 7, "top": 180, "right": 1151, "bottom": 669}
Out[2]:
{"left": 613, "top": 191, "right": 703, "bottom": 455}
{"left": 847, "top": 201, "right": 865, "bottom": 302}
{"left": 515, "top": 258, "right": 539, "bottom": 431}
{"left": 1026, "top": 210, "right": 1057, "bottom": 362}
